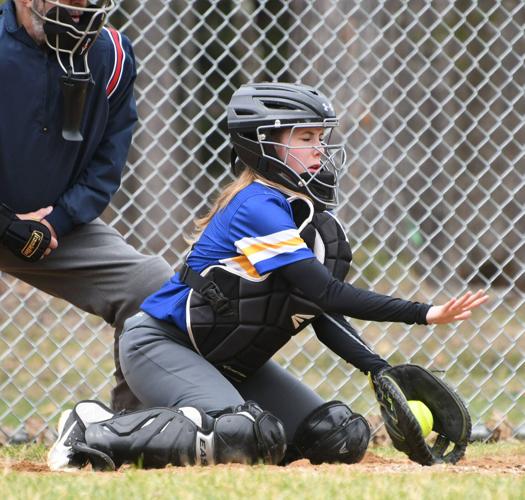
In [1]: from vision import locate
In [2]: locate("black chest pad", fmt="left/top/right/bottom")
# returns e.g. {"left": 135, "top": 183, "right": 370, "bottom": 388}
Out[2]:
{"left": 298, "top": 210, "right": 352, "bottom": 281}
{"left": 186, "top": 198, "right": 352, "bottom": 381}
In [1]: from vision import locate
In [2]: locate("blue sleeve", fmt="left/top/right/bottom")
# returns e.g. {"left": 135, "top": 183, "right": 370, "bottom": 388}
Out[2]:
{"left": 46, "top": 34, "right": 138, "bottom": 236}
{"left": 229, "top": 193, "right": 314, "bottom": 275}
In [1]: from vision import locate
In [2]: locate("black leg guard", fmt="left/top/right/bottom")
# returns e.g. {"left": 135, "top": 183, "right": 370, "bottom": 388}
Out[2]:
{"left": 84, "top": 406, "right": 203, "bottom": 469}
{"left": 212, "top": 401, "right": 286, "bottom": 465}
{"left": 283, "top": 401, "right": 370, "bottom": 465}
{"left": 59, "top": 400, "right": 286, "bottom": 470}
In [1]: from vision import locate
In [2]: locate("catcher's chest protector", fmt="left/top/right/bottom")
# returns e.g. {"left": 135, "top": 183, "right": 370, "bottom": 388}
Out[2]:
{"left": 186, "top": 197, "right": 352, "bottom": 381}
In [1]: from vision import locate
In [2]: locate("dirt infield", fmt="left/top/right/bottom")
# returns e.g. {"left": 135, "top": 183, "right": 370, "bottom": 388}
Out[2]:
{"left": 2, "top": 451, "right": 524, "bottom": 475}
{"left": 350, "top": 452, "right": 525, "bottom": 474}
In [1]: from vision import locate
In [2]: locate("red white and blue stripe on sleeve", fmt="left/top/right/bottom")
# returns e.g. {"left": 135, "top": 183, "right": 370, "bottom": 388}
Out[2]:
{"left": 104, "top": 27, "right": 126, "bottom": 99}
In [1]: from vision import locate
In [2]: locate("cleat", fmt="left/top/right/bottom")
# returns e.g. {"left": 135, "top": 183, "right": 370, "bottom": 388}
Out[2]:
{"left": 47, "top": 409, "right": 88, "bottom": 471}
{"left": 47, "top": 400, "right": 114, "bottom": 471}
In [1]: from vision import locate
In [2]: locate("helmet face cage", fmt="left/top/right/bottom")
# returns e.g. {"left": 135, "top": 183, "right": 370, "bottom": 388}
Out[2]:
{"left": 32, "top": 0, "right": 115, "bottom": 75}
{"left": 256, "top": 120, "right": 346, "bottom": 207}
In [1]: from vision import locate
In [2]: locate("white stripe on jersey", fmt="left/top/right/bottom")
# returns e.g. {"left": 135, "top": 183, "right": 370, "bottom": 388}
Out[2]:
{"left": 235, "top": 229, "right": 308, "bottom": 266}
{"left": 219, "top": 255, "right": 261, "bottom": 279}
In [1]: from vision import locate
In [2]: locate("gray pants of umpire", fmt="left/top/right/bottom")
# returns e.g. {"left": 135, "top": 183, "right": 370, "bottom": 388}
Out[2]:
{"left": 120, "top": 312, "right": 325, "bottom": 440}
{"left": 0, "top": 218, "right": 173, "bottom": 411}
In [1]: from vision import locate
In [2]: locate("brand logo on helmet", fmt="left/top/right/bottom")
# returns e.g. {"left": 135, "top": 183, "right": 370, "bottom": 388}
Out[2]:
{"left": 322, "top": 102, "right": 334, "bottom": 113}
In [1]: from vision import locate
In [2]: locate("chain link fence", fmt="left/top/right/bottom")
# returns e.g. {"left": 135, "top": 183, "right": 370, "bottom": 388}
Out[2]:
{"left": 1, "top": 0, "right": 524, "bottom": 443}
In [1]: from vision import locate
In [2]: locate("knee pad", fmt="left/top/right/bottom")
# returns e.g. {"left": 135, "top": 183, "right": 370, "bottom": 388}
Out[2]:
{"left": 289, "top": 401, "right": 370, "bottom": 464}
{"left": 76, "top": 400, "right": 285, "bottom": 469}
{"left": 211, "top": 401, "right": 287, "bottom": 465}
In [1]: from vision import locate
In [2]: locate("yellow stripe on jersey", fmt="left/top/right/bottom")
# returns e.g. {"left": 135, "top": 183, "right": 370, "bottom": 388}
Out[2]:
{"left": 235, "top": 229, "right": 308, "bottom": 265}
{"left": 219, "top": 255, "right": 261, "bottom": 278}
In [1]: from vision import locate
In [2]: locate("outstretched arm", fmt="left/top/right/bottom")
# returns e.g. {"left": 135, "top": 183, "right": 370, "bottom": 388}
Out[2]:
{"left": 278, "top": 257, "right": 430, "bottom": 324}
{"left": 426, "top": 290, "right": 488, "bottom": 324}
{"left": 278, "top": 257, "right": 488, "bottom": 325}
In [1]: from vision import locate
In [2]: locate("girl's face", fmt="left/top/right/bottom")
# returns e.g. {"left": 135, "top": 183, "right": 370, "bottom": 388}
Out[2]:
{"left": 274, "top": 127, "right": 325, "bottom": 176}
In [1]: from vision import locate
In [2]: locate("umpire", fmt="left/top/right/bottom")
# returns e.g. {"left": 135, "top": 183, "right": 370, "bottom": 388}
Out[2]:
{"left": 0, "top": 0, "right": 172, "bottom": 410}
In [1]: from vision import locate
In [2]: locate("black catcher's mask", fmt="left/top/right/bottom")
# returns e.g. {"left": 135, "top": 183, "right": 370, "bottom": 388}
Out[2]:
{"left": 32, "top": 1, "right": 115, "bottom": 141}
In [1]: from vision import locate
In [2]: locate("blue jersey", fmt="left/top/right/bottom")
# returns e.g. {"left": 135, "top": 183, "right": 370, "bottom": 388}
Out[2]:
{"left": 141, "top": 181, "right": 315, "bottom": 332}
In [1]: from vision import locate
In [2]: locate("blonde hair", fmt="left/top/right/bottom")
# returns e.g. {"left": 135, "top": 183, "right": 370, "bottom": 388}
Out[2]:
{"left": 191, "top": 169, "right": 257, "bottom": 240}
{"left": 188, "top": 166, "right": 308, "bottom": 243}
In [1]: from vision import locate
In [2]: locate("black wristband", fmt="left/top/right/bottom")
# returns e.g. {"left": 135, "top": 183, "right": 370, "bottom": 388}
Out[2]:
{"left": 0, "top": 205, "right": 52, "bottom": 262}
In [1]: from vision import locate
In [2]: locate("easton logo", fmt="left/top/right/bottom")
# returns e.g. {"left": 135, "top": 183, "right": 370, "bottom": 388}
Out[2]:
{"left": 199, "top": 437, "right": 208, "bottom": 465}
{"left": 291, "top": 313, "right": 315, "bottom": 329}
{"left": 21, "top": 231, "right": 43, "bottom": 258}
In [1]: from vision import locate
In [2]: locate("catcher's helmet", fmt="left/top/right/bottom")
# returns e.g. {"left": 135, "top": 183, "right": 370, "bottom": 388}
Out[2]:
{"left": 32, "top": 0, "right": 115, "bottom": 76}
{"left": 227, "top": 83, "right": 346, "bottom": 208}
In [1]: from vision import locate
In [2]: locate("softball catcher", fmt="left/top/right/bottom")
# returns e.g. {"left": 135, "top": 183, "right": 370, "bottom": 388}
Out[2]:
{"left": 48, "top": 83, "right": 487, "bottom": 470}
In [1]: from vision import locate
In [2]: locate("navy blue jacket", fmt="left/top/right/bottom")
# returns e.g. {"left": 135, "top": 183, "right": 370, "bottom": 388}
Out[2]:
{"left": 0, "top": 1, "right": 137, "bottom": 236}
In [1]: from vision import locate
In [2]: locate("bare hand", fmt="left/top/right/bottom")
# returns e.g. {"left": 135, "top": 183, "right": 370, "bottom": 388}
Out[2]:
{"left": 17, "top": 206, "right": 53, "bottom": 222}
{"left": 16, "top": 206, "right": 58, "bottom": 257}
{"left": 426, "top": 290, "right": 489, "bottom": 324}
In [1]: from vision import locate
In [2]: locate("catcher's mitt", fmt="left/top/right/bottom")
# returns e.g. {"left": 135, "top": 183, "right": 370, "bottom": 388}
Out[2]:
{"left": 371, "top": 364, "right": 471, "bottom": 466}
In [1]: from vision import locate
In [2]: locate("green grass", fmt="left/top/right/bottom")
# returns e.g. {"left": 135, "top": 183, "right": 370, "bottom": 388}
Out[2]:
{"left": 1, "top": 443, "right": 524, "bottom": 500}
{"left": 466, "top": 440, "right": 525, "bottom": 457}
{"left": 2, "top": 469, "right": 522, "bottom": 500}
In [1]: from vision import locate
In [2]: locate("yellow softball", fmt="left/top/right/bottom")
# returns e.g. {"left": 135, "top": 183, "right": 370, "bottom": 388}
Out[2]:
{"left": 407, "top": 400, "right": 433, "bottom": 438}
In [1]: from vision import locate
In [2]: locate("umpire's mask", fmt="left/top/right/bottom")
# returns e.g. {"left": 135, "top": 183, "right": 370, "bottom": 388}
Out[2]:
{"left": 32, "top": 1, "right": 115, "bottom": 141}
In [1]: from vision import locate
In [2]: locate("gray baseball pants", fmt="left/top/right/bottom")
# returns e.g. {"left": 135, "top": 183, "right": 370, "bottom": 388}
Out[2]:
{"left": 0, "top": 218, "right": 173, "bottom": 411}
{"left": 119, "top": 312, "right": 325, "bottom": 440}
